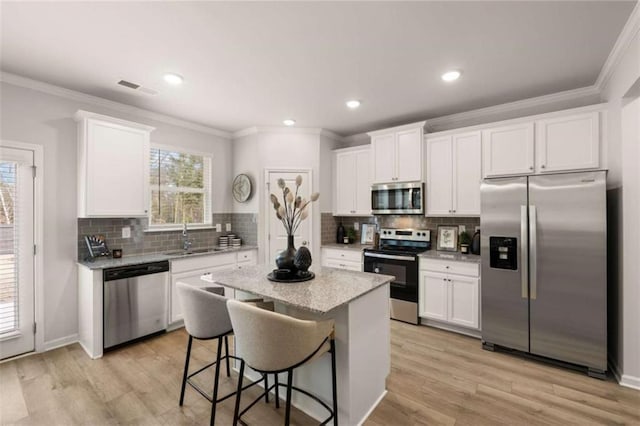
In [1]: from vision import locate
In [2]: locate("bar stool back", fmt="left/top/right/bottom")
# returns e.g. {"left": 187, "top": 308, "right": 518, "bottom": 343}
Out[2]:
{"left": 227, "top": 299, "right": 338, "bottom": 426}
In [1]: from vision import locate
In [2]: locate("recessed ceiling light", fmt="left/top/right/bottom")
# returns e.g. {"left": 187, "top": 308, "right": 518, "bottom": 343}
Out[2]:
{"left": 441, "top": 70, "right": 461, "bottom": 82}
{"left": 163, "top": 73, "right": 184, "bottom": 85}
{"left": 283, "top": 119, "right": 296, "bottom": 126}
{"left": 346, "top": 100, "right": 361, "bottom": 109}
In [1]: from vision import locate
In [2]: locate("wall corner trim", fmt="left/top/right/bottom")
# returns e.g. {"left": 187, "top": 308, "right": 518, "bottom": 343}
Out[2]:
{"left": 0, "top": 71, "right": 233, "bottom": 139}
{"left": 595, "top": 2, "right": 640, "bottom": 92}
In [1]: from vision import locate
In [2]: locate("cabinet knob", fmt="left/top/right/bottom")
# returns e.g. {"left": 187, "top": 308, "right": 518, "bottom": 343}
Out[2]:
{"left": 529, "top": 166, "right": 534, "bottom": 170}
{"left": 541, "top": 165, "right": 546, "bottom": 169}
{"left": 445, "top": 266, "right": 449, "bottom": 269}
{"left": 443, "top": 278, "right": 447, "bottom": 281}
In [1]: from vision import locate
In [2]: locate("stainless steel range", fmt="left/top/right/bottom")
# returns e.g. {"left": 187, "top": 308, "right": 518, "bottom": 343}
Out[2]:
{"left": 363, "top": 228, "right": 431, "bottom": 324}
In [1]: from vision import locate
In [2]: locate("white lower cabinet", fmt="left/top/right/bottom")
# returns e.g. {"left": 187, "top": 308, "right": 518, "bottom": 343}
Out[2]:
{"left": 419, "top": 258, "right": 480, "bottom": 330}
{"left": 321, "top": 247, "right": 363, "bottom": 271}
{"left": 170, "top": 250, "right": 257, "bottom": 324}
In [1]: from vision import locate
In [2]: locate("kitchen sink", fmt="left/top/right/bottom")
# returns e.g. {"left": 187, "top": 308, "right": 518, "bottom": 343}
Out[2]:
{"left": 164, "top": 247, "right": 225, "bottom": 256}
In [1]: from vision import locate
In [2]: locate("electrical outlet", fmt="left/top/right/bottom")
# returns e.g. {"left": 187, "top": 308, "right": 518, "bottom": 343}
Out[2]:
{"left": 215, "top": 223, "right": 222, "bottom": 232}
{"left": 353, "top": 222, "right": 359, "bottom": 230}
{"left": 459, "top": 225, "right": 466, "bottom": 234}
{"left": 122, "top": 226, "right": 131, "bottom": 239}
{"left": 226, "top": 223, "right": 232, "bottom": 232}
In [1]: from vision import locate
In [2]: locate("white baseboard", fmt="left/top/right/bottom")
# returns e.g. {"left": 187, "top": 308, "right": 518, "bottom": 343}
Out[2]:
{"left": 620, "top": 374, "right": 640, "bottom": 390}
{"left": 607, "top": 355, "right": 640, "bottom": 390}
{"left": 43, "top": 334, "right": 78, "bottom": 351}
{"left": 356, "top": 390, "right": 387, "bottom": 426}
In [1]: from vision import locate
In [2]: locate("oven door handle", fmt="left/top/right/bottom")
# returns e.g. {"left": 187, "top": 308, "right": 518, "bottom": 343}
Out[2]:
{"left": 364, "top": 252, "right": 416, "bottom": 262}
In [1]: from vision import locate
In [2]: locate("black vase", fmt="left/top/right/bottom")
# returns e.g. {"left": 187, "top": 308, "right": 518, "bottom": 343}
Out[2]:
{"left": 275, "top": 235, "right": 297, "bottom": 272}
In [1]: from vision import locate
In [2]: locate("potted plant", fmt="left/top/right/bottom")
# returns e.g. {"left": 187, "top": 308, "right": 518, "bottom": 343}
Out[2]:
{"left": 459, "top": 230, "right": 472, "bottom": 254}
{"left": 346, "top": 227, "right": 357, "bottom": 244}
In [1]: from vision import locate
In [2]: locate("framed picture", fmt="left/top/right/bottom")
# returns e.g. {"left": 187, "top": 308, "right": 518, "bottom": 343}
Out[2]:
{"left": 361, "top": 223, "right": 375, "bottom": 244}
{"left": 437, "top": 225, "right": 459, "bottom": 252}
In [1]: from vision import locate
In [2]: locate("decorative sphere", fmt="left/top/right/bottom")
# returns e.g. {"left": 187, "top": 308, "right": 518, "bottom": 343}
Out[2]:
{"left": 294, "top": 246, "right": 312, "bottom": 272}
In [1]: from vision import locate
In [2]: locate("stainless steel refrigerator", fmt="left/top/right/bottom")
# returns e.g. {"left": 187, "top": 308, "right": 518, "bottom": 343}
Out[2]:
{"left": 481, "top": 171, "right": 607, "bottom": 378}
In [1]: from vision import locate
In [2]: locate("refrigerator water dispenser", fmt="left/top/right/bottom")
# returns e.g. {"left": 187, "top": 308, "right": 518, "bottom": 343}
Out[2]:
{"left": 489, "top": 237, "right": 517, "bottom": 270}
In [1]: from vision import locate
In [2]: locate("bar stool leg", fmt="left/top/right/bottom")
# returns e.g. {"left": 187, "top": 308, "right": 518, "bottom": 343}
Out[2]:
{"left": 274, "top": 373, "right": 280, "bottom": 409}
{"left": 330, "top": 340, "right": 338, "bottom": 426}
{"left": 210, "top": 337, "right": 223, "bottom": 426}
{"left": 285, "top": 369, "right": 293, "bottom": 426}
{"left": 224, "top": 335, "right": 231, "bottom": 377}
{"left": 232, "top": 361, "right": 245, "bottom": 426}
{"left": 179, "top": 335, "right": 193, "bottom": 406}
{"left": 264, "top": 374, "right": 270, "bottom": 403}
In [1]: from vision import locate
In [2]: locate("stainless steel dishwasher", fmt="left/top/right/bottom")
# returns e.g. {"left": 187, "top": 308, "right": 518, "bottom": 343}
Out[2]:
{"left": 103, "top": 261, "right": 170, "bottom": 349}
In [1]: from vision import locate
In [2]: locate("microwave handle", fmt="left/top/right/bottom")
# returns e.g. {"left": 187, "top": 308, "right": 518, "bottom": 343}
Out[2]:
{"left": 409, "top": 188, "right": 413, "bottom": 209}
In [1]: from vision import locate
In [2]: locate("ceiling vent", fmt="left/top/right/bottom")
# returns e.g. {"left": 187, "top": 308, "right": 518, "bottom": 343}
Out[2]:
{"left": 116, "top": 79, "right": 159, "bottom": 96}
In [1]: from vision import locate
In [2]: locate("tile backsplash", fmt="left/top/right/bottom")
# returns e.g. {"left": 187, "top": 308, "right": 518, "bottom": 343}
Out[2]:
{"left": 77, "top": 213, "right": 258, "bottom": 261}
{"left": 321, "top": 213, "right": 480, "bottom": 245}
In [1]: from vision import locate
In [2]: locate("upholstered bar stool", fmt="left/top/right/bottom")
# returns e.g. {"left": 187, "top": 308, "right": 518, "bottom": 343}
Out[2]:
{"left": 227, "top": 299, "right": 338, "bottom": 426}
{"left": 177, "top": 283, "right": 271, "bottom": 426}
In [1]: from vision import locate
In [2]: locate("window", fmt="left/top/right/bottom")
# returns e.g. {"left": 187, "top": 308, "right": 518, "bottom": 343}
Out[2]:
{"left": 149, "top": 146, "right": 212, "bottom": 227}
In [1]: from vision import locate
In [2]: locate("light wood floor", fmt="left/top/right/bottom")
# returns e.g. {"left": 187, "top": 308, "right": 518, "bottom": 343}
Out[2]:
{"left": 1, "top": 321, "right": 639, "bottom": 425}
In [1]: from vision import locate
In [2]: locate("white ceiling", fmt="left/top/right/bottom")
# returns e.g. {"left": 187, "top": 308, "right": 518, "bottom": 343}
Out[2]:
{"left": 0, "top": 1, "right": 635, "bottom": 135}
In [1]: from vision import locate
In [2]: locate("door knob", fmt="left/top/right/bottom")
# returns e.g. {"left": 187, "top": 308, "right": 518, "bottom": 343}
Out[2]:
{"left": 302, "top": 240, "right": 308, "bottom": 246}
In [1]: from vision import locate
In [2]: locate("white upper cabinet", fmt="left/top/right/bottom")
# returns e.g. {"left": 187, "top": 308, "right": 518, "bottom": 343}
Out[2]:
{"left": 535, "top": 111, "right": 599, "bottom": 173}
{"left": 425, "top": 136, "right": 453, "bottom": 215}
{"left": 371, "top": 134, "right": 396, "bottom": 183}
{"left": 75, "top": 110, "right": 154, "bottom": 217}
{"left": 425, "top": 131, "right": 481, "bottom": 216}
{"left": 482, "top": 123, "right": 535, "bottom": 177}
{"left": 481, "top": 106, "right": 603, "bottom": 178}
{"left": 453, "top": 132, "right": 482, "bottom": 215}
{"left": 333, "top": 146, "right": 371, "bottom": 216}
{"left": 369, "top": 121, "right": 425, "bottom": 184}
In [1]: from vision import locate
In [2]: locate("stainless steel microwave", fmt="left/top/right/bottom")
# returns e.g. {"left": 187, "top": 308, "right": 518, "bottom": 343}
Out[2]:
{"left": 371, "top": 182, "right": 424, "bottom": 215}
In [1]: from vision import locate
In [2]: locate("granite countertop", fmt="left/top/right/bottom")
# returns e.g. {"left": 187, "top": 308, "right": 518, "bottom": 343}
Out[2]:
{"left": 78, "top": 245, "right": 258, "bottom": 270}
{"left": 200, "top": 264, "right": 394, "bottom": 314}
{"left": 321, "top": 242, "right": 373, "bottom": 252}
{"left": 419, "top": 250, "right": 482, "bottom": 264}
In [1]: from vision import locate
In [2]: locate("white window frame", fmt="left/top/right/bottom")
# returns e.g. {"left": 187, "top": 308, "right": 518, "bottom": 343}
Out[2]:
{"left": 148, "top": 144, "right": 213, "bottom": 231}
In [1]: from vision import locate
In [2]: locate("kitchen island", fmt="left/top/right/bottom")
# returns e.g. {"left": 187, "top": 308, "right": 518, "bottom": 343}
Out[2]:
{"left": 200, "top": 265, "right": 394, "bottom": 426}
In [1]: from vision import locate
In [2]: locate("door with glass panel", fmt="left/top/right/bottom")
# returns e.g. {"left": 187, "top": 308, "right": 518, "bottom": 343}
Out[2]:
{"left": 0, "top": 146, "right": 35, "bottom": 359}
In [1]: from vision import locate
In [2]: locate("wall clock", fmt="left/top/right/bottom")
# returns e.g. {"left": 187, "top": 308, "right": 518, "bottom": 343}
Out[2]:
{"left": 232, "top": 174, "right": 252, "bottom": 203}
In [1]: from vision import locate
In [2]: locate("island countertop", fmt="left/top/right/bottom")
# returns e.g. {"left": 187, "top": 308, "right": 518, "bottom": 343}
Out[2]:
{"left": 202, "top": 265, "right": 394, "bottom": 314}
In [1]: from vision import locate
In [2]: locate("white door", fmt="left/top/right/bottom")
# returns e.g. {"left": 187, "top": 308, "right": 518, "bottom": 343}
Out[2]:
{"left": 354, "top": 149, "right": 372, "bottom": 215}
{"left": 535, "top": 112, "right": 600, "bottom": 173}
{"left": 371, "top": 133, "right": 396, "bottom": 183}
{"left": 448, "top": 275, "right": 479, "bottom": 329}
{"left": 453, "top": 131, "right": 482, "bottom": 215}
{"left": 335, "top": 151, "right": 356, "bottom": 215}
{"left": 482, "top": 123, "right": 535, "bottom": 177}
{"left": 426, "top": 136, "right": 453, "bottom": 215}
{"left": 395, "top": 128, "right": 423, "bottom": 182}
{"left": 0, "top": 147, "right": 35, "bottom": 359}
{"left": 267, "top": 170, "right": 313, "bottom": 265}
{"left": 419, "top": 271, "right": 448, "bottom": 321}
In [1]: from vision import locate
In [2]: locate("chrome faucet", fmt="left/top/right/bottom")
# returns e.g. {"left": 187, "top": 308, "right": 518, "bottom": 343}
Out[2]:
{"left": 182, "top": 223, "right": 192, "bottom": 252}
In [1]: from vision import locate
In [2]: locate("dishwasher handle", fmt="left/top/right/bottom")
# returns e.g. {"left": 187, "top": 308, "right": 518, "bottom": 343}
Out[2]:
{"left": 104, "top": 261, "right": 170, "bottom": 281}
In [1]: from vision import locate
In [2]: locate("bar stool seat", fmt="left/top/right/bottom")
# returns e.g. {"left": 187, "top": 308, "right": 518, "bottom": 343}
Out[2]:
{"left": 227, "top": 299, "right": 338, "bottom": 426}
{"left": 177, "top": 283, "right": 273, "bottom": 425}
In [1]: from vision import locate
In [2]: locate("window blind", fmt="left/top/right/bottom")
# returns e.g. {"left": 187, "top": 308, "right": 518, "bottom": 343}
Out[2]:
{"left": 0, "top": 161, "right": 18, "bottom": 334}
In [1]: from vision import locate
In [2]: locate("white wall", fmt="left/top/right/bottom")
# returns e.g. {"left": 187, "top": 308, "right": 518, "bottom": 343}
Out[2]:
{"left": 601, "top": 27, "right": 640, "bottom": 386}
{"left": 232, "top": 129, "right": 337, "bottom": 262}
{"left": 0, "top": 82, "right": 233, "bottom": 345}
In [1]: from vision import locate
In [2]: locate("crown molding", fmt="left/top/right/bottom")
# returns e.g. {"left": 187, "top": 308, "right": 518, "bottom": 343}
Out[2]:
{"left": 367, "top": 120, "right": 427, "bottom": 137}
{"left": 232, "top": 126, "right": 345, "bottom": 142}
{"left": 595, "top": 1, "right": 640, "bottom": 92}
{"left": 0, "top": 71, "right": 233, "bottom": 139}
{"left": 423, "top": 85, "right": 600, "bottom": 132}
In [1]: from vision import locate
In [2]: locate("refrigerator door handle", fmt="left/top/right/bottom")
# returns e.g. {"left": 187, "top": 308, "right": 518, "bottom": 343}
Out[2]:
{"left": 520, "top": 205, "right": 528, "bottom": 299}
{"left": 529, "top": 205, "right": 537, "bottom": 300}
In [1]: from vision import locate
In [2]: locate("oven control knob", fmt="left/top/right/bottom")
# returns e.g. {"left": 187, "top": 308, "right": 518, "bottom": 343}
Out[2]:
{"left": 374, "top": 268, "right": 380, "bottom": 274}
